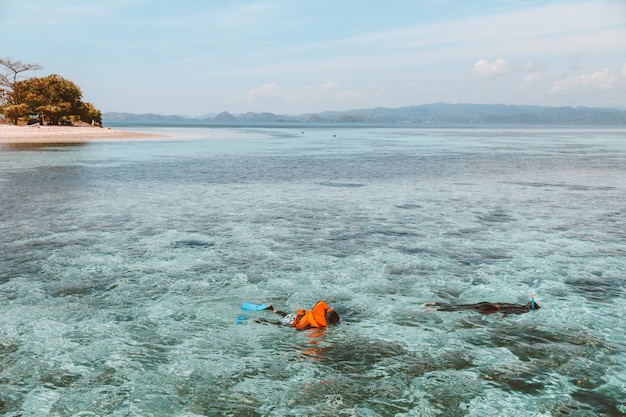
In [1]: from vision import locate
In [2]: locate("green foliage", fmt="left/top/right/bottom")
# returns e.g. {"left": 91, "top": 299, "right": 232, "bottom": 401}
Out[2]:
{"left": 3, "top": 73, "right": 102, "bottom": 125}
{"left": 78, "top": 102, "right": 103, "bottom": 125}
{"left": 19, "top": 74, "right": 82, "bottom": 124}
{"left": 2, "top": 58, "right": 102, "bottom": 125}
{"left": 2, "top": 103, "right": 30, "bottom": 122}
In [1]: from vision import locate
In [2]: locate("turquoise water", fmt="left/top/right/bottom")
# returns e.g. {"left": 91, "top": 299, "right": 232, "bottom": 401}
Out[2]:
{"left": 1, "top": 127, "right": 624, "bottom": 416}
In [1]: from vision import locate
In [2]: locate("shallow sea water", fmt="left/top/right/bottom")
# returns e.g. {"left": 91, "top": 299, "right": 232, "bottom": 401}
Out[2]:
{"left": 0, "top": 126, "right": 625, "bottom": 416}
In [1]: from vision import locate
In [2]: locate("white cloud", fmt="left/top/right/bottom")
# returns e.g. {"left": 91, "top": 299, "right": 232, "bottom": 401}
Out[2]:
{"left": 322, "top": 81, "right": 340, "bottom": 91}
{"left": 248, "top": 83, "right": 281, "bottom": 97}
{"left": 514, "top": 73, "right": 541, "bottom": 90}
{"left": 622, "top": 63, "right": 626, "bottom": 78}
{"left": 471, "top": 59, "right": 511, "bottom": 77}
{"left": 550, "top": 68, "right": 618, "bottom": 93}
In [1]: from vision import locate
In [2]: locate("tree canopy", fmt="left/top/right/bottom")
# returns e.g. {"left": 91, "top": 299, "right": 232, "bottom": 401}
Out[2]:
{"left": 1, "top": 58, "right": 102, "bottom": 125}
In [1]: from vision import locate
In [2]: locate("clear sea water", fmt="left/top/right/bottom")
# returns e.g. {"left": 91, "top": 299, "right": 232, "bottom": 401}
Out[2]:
{"left": 0, "top": 126, "right": 625, "bottom": 417}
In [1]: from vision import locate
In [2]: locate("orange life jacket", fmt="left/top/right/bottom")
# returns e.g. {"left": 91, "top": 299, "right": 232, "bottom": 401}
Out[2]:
{"left": 292, "top": 300, "right": 333, "bottom": 330}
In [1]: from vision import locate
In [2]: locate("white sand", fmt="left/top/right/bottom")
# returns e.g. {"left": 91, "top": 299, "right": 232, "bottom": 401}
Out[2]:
{"left": 0, "top": 124, "right": 167, "bottom": 144}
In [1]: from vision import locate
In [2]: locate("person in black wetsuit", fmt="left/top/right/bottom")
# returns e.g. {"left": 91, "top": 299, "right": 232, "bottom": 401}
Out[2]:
{"left": 422, "top": 300, "right": 540, "bottom": 315}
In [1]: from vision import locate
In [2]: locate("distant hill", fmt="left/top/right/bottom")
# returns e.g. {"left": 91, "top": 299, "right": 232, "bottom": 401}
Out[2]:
{"left": 103, "top": 104, "right": 626, "bottom": 126}
{"left": 103, "top": 112, "right": 195, "bottom": 124}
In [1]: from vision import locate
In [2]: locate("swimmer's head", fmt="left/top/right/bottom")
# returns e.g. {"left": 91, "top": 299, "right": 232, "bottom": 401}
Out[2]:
{"left": 327, "top": 310, "right": 340, "bottom": 325}
{"left": 526, "top": 301, "right": 540, "bottom": 310}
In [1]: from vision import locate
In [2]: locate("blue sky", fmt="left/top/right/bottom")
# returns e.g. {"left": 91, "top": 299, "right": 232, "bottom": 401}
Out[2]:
{"left": 1, "top": 0, "right": 625, "bottom": 115}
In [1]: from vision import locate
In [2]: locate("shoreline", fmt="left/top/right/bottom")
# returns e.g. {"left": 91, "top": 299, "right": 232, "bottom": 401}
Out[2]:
{"left": 0, "top": 124, "right": 168, "bottom": 144}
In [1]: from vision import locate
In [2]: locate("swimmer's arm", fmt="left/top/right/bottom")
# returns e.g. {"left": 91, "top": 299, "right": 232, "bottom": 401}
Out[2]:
{"left": 254, "top": 318, "right": 281, "bottom": 325}
{"left": 267, "top": 305, "right": 288, "bottom": 317}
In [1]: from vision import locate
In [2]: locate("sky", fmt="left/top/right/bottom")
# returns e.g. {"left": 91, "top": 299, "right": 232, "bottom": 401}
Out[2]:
{"left": 1, "top": 0, "right": 625, "bottom": 116}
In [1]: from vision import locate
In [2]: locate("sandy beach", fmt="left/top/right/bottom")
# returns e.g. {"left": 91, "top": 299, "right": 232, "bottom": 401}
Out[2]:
{"left": 0, "top": 124, "right": 167, "bottom": 144}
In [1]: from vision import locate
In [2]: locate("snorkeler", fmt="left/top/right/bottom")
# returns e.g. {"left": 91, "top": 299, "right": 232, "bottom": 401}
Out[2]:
{"left": 254, "top": 300, "right": 340, "bottom": 330}
{"left": 422, "top": 299, "right": 540, "bottom": 315}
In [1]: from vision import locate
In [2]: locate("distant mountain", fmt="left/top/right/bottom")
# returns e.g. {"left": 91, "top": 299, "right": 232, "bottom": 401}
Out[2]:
{"left": 103, "top": 104, "right": 626, "bottom": 126}
{"left": 103, "top": 112, "right": 195, "bottom": 123}
{"left": 212, "top": 111, "right": 237, "bottom": 121}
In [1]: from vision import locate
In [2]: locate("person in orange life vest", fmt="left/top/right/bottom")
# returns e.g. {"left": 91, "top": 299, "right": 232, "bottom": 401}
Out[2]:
{"left": 255, "top": 300, "right": 340, "bottom": 329}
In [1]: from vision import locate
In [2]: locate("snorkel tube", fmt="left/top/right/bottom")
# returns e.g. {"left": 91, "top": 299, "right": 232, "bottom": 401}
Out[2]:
{"left": 530, "top": 293, "right": 535, "bottom": 311}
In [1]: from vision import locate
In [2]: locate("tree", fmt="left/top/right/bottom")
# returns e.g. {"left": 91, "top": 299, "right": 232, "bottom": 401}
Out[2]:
{"left": 20, "top": 74, "right": 83, "bottom": 124}
{"left": 1, "top": 58, "right": 102, "bottom": 126}
{"left": 0, "top": 58, "right": 43, "bottom": 123}
{"left": 78, "top": 102, "right": 103, "bottom": 125}
{"left": 5, "top": 74, "right": 101, "bottom": 125}
{"left": 2, "top": 103, "right": 30, "bottom": 123}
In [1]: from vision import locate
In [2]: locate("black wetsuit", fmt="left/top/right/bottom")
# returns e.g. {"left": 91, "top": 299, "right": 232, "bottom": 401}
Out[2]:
{"left": 431, "top": 301, "right": 539, "bottom": 315}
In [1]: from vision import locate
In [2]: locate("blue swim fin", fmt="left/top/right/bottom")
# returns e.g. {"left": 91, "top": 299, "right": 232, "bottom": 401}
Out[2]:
{"left": 241, "top": 302, "right": 269, "bottom": 311}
